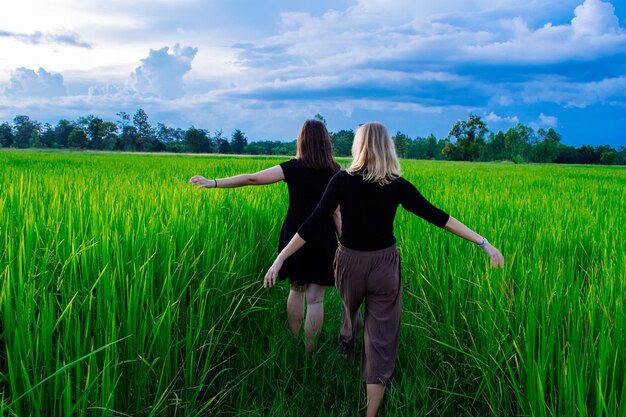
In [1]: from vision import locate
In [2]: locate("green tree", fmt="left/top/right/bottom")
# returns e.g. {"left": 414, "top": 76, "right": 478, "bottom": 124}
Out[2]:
{"left": 0, "top": 122, "right": 14, "bottom": 147}
{"left": 76, "top": 115, "right": 94, "bottom": 131}
{"left": 230, "top": 129, "right": 247, "bottom": 154}
{"left": 85, "top": 117, "right": 104, "bottom": 150}
{"left": 555, "top": 145, "right": 579, "bottom": 164}
{"left": 601, "top": 151, "right": 617, "bottom": 165}
{"left": 99, "top": 121, "right": 119, "bottom": 150}
{"left": 313, "top": 113, "right": 327, "bottom": 126}
{"left": 68, "top": 128, "right": 88, "bottom": 148}
{"left": 185, "top": 127, "right": 212, "bottom": 153}
{"left": 119, "top": 125, "right": 139, "bottom": 151}
{"left": 244, "top": 143, "right": 263, "bottom": 155}
{"left": 407, "top": 136, "right": 425, "bottom": 159}
{"left": 116, "top": 111, "right": 130, "bottom": 130}
{"left": 156, "top": 123, "right": 185, "bottom": 145}
{"left": 504, "top": 124, "right": 534, "bottom": 162}
{"left": 157, "top": 124, "right": 186, "bottom": 152}
{"left": 53, "top": 119, "right": 73, "bottom": 148}
{"left": 425, "top": 134, "right": 442, "bottom": 160}
{"left": 616, "top": 146, "right": 626, "bottom": 165}
{"left": 214, "top": 129, "right": 231, "bottom": 153}
{"left": 13, "top": 115, "right": 41, "bottom": 148}
{"left": 442, "top": 140, "right": 460, "bottom": 161}
{"left": 577, "top": 145, "right": 601, "bottom": 164}
{"left": 393, "top": 131, "right": 411, "bottom": 159}
{"left": 448, "top": 114, "right": 487, "bottom": 161}
{"left": 330, "top": 129, "right": 354, "bottom": 157}
{"left": 39, "top": 123, "right": 55, "bottom": 148}
{"left": 532, "top": 128, "right": 561, "bottom": 163}
{"left": 483, "top": 131, "right": 506, "bottom": 161}
{"left": 75, "top": 114, "right": 117, "bottom": 150}
{"left": 133, "top": 108, "right": 155, "bottom": 151}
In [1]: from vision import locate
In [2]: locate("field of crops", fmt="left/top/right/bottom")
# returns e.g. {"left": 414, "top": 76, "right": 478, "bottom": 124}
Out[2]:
{"left": 0, "top": 150, "right": 624, "bottom": 416}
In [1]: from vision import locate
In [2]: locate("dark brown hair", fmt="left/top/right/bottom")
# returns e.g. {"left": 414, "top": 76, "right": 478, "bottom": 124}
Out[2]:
{"left": 296, "top": 120, "right": 340, "bottom": 172}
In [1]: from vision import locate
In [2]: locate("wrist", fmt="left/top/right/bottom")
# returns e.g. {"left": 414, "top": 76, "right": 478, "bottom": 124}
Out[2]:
{"left": 477, "top": 238, "right": 488, "bottom": 248}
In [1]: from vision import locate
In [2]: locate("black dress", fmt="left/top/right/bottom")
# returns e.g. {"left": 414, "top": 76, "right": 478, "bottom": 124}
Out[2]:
{"left": 278, "top": 159, "right": 339, "bottom": 286}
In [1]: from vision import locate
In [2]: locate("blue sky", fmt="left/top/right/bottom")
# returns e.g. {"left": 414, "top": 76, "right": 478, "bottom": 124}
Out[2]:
{"left": 0, "top": 0, "right": 624, "bottom": 146}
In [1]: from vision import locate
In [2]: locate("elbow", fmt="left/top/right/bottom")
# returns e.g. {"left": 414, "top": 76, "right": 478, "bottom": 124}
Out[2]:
{"left": 443, "top": 215, "right": 454, "bottom": 230}
{"left": 443, "top": 216, "right": 453, "bottom": 231}
{"left": 247, "top": 174, "right": 259, "bottom": 185}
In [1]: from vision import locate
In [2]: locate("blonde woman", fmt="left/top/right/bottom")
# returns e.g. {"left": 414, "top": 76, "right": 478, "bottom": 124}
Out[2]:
{"left": 190, "top": 120, "right": 341, "bottom": 355}
{"left": 264, "top": 122, "right": 504, "bottom": 417}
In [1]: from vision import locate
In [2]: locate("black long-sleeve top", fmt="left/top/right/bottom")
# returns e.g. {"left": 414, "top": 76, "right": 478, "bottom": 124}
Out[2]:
{"left": 298, "top": 171, "right": 450, "bottom": 251}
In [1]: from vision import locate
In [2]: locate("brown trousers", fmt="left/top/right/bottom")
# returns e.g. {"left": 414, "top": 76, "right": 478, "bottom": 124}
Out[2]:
{"left": 334, "top": 244, "right": 402, "bottom": 385}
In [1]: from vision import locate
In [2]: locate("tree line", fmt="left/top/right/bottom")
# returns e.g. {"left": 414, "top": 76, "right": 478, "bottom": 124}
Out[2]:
{"left": 0, "top": 110, "right": 623, "bottom": 165}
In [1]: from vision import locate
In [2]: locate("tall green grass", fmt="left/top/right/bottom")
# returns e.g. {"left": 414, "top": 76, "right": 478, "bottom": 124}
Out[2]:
{"left": 0, "top": 151, "right": 624, "bottom": 416}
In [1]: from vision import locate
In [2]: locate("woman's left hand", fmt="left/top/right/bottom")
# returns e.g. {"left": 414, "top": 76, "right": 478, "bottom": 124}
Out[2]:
{"left": 482, "top": 243, "right": 505, "bottom": 268}
{"left": 264, "top": 258, "right": 283, "bottom": 288}
{"left": 189, "top": 175, "right": 214, "bottom": 188}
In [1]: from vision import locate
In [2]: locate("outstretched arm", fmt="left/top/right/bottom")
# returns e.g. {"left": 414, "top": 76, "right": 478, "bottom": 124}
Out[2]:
{"left": 189, "top": 165, "right": 285, "bottom": 189}
{"left": 398, "top": 179, "right": 504, "bottom": 268}
{"left": 443, "top": 216, "right": 505, "bottom": 268}
{"left": 264, "top": 234, "right": 306, "bottom": 288}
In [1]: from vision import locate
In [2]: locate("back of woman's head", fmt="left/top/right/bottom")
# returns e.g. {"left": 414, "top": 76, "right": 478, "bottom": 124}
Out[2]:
{"left": 296, "top": 119, "right": 340, "bottom": 172}
{"left": 347, "top": 122, "right": 400, "bottom": 185}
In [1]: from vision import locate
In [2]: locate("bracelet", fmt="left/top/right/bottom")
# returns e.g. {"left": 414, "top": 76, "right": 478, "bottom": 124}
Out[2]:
{"left": 214, "top": 179, "right": 218, "bottom": 188}
{"left": 477, "top": 238, "right": 488, "bottom": 248}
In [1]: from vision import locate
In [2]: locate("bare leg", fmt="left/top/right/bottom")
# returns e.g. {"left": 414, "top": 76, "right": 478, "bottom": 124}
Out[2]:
{"left": 304, "top": 284, "right": 325, "bottom": 356}
{"left": 365, "top": 384, "right": 385, "bottom": 417}
{"left": 287, "top": 284, "right": 305, "bottom": 337}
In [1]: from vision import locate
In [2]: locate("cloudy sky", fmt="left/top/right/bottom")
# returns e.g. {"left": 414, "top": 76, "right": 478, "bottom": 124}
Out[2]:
{"left": 0, "top": 0, "right": 624, "bottom": 146}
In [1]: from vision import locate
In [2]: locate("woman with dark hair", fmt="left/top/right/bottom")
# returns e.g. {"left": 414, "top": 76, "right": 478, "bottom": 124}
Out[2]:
{"left": 190, "top": 120, "right": 341, "bottom": 355}
{"left": 264, "top": 122, "right": 504, "bottom": 416}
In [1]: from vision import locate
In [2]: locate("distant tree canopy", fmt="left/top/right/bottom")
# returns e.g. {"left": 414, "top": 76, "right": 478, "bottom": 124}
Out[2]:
{"left": 0, "top": 110, "right": 623, "bottom": 165}
{"left": 447, "top": 114, "right": 487, "bottom": 161}
{"left": 230, "top": 129, "right": 248, "bottom": 154}
{"left": 331, "top": 129, "right": 355, "bottom": 157}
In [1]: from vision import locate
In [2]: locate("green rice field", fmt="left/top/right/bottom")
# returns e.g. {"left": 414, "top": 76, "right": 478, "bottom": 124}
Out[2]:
{"left": 0, "top": 150, "right": 624, "bottom": 416}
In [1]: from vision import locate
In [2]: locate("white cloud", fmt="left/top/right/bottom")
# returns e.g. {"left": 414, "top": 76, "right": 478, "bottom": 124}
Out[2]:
{"left": 538, "top": 113, "right": 558, "bottom": 127}
{"left": 468, "top": 0, "right": 625, "bottom": 63}
{"left": 571, "top": 0, "right": 620, "bottom": 36}
{"left": 0, "top": 30, "right": 91, "bottom": 48}
{"left": 87, "top": 83, "right": 127, "bottom": 98}
{"left": 129, "top": 44, "right": 198, "bottom": 99}
{"left": 3, "top": 67, "right": 66, "bottom": 98}
{"left": 484, "top": 111, "right": 519, "bottom": 124}
{"left": 498, "top": 96, "right": 514, "bottom": 106}
{"left": 529, "top": 112, "right": 558, "bottom": 130}
{"left": 241, "top": 0, "right": 625, "bottom": 78}
{"left": 351, "top": 0, "right": 526, "bottom": 20}
{"left": 518, "top": 75, "right": 626, "bottom": 107}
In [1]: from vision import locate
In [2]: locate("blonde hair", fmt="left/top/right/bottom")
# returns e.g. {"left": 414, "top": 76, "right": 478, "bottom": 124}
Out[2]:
{"left": 347, "top": 122, "right": 400, "bottom": 185}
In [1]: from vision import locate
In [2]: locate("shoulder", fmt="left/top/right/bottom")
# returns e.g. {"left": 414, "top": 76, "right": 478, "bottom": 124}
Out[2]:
{"left": 325, "top": 170, "right": 347, "bottom": 187}
{"left": 391, "top": 176, "right": 417, "bottom": 193}
{"left": 280, "top": 158, "right": 299, "bottom": 169}
{"left": 335, "top": 170, "right": 351, "bottom": 182}
{"left": 393, "top": 176, "right": 410, "bottom": 186}
{"left": 279, "top": 158, "right": 300, "bottom": 179}
{"left": 341, "top": 170, "right": 362, "bottom": 179}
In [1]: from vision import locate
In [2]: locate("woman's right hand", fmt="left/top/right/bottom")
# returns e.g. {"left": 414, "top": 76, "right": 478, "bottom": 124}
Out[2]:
{"left": 189, "top": 175, "right": 214, "bottom": 188}
{"left": 481, "top": 243, "right": 505, "bottom": 268}
{"left": 264, "top": 257, "right": 284, "bottom": 288}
